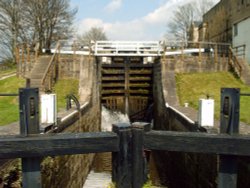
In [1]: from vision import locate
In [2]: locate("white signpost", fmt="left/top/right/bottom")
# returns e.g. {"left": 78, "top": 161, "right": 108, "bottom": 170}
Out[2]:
{"left": 198, "top": 99, "right": 214, "bottom": 127}
{"left": 41, "top": 94, "right": 57, "bottom": 124}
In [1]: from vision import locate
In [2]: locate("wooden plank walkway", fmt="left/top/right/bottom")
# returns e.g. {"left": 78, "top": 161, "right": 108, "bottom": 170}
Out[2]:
{"left": 83, "top": 171, "right": 111, "bottom": 188}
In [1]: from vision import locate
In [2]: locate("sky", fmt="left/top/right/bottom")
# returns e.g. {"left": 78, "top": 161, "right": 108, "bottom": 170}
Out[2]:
{"left": 71, "top": 0, "right": 220, "bottom": 41}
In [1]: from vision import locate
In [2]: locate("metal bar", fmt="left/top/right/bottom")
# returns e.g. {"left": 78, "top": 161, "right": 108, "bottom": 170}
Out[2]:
{"left": 218, "top": 88, "right": 240, "bottom": 188}
{"left": 124, "top": 57, "right": 130, "bottom": 115}
{"left": 0, "top": 93, "right": 18, "bottom": 96}
{"left": 240, "top": 93, "right": 250, "bottom": 96}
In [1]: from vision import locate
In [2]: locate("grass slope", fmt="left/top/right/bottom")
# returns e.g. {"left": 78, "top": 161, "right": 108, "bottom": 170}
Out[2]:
{"left": 176, "top": 72, "right": 250, "bottom": 124}
{"left": 0, "top": 76, "right": 79, "bottom": 126}
{"left": 0, "top": 76, "right": 25, "bottom": 126}
{"left": 53, "top": 78, "right": 79, "bottom": 111}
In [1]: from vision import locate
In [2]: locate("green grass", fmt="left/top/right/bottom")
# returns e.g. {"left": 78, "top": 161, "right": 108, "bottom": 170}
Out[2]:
{"left": 176, "top": 72, "right": 250, "bottom": 124}
{"left": 53, "top": 78, "right": 79, "bottom": 110}
{"left": 0, "top": 76, "right": 79, "bottom": 125}
{"left": 0, "top": 76, "right": 25, "bottom": 126}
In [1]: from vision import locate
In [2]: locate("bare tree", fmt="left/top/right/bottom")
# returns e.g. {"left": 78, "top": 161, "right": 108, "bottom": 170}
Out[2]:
{"left": 0, "top": 0, "right": 77, "bottom": 61}
{"left": 22, "top": 0, "right": 77, "bottom": 52}
{"left": 167, "top": 0, "right": 217, "bottom": 42}
{"left": 195, "top": 0, "right": 216, "bottom": 18}
{"left": 78, "top": 27, "right": 108, "bottom": 47}
{"left": 0, "top": 0, "right": 23, "bottom": 60}
{"left": 168, "top": 3, "right": 194, "bottom": 42}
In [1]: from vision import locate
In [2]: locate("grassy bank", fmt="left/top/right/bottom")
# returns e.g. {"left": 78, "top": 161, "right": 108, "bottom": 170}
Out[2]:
{"left": 53, "top": 78, "right": 79, "bottom": 111}
{"left": 176, "top": 72, "right": 250, "bottom": 124}
{"left": 0, "top": 77, "right": 79, "bottom": 126}
{"left": 0, "top": 76, "right": 25, "bottom": 126}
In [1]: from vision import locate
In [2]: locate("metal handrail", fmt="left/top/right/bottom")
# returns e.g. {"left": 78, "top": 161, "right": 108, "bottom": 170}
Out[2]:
{"left": 95, "top": 41, "right": 162, "bottom": 56}
{"left": 229, "top": 47, "right": 242, "bottom": 76}
{"left": 41, "top": 42, "right": 60, "bottom": 87}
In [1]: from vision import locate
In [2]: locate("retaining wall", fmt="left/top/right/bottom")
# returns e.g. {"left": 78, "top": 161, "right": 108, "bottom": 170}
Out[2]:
{"left": 164, "top": 56, "right": 229, "bottom": 73}
{"left": 41, "top": 56, "right": 101, "bottom": 188}
{"left": 0, "top": 55, "right": 101, "bottom": 188}
{"left": 152, "top": 60, "right": 217, "bottom": 188}
{"left": 153, "top": 58, "right": 250, "bottom": 188}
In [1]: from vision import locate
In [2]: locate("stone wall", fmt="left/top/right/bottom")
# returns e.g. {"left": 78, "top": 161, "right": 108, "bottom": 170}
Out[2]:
{"left": 152, "top": 60, "right": 217, "bottom": 188}
{"left": 41, "top": 104, "right": 101, "bottom": 188}
{"left": 163, "top": 56, "right": 229, "bottom": 73}
{"left": 58, "top": 54, "right": 83, "bottom": 79}
{"left": 41, "top": 55, "right": 101, "bottom": 188}
{"left": 0, "top": 55, "right": 101, "bottom": 188}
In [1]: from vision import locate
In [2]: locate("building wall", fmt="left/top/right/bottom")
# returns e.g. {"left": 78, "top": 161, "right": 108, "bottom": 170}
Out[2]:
{"left": 189, "top": 22, "right": 200, "bottom": 44}
{"left": 203, "top": 0, "right": 250, "bottom": 43}
{"left": 233, "top": 17, "right": 250, "bottom": 64}
{"left": 203, "top": 0, "right": 231, "bottom": 43}
{"left": 198, "top": 23, "right": 207, "bottom": 42}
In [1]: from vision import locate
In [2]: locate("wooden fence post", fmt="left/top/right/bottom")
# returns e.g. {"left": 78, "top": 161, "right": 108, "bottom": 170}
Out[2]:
{"left": 214, "top": 44, "right": 218, "bottom": 64}
{"left": 16, "top": 46, "right": 20, "bottom": 77}
{"left": 218, "top": 88, "right": 240, "bottom": 188}
{"left": 181, "top": 42, "right": 184, "bottom": 62}
{"left": 19, "top": 88, "right": 41, "bottom": 188}
{"left": 112, "top": 123, "right": 132, "bottom": 188}
{"left": 27, "top": 46, "right": 30, "bottom": 72}
{"left": 199, "top": 43, "right": 202, "bottom": 62}
{"left": 21, "top": 45, "right": 25, "bottom": 77}
{"left": 132, "top": 122, "right": 151, "bottom": 188}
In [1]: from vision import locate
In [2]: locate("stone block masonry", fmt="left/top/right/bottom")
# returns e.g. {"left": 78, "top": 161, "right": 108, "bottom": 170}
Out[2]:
{"left": 41, "top": 55, "right": 101, "bottom": 188}
{"left": 152, "top": 60, "right": 217, "bottom": 188}
{"left": 0, "top": 55, "right": 101, "bottom": 188}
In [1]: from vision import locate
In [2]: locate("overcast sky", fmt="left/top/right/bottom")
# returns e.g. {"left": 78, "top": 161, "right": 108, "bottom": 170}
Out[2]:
{"left": 71, "top": 0, "right": 219, "bottom": 41}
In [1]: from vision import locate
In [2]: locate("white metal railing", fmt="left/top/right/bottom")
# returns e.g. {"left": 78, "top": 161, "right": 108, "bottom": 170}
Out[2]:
{"left": 47, "top": 40, "right": 227, "bottom": 57}
{"left": 94, "top": 41, "right": 162, "bottom": 56}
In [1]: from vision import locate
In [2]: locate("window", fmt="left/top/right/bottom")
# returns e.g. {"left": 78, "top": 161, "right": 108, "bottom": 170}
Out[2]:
{"left": 234, "top": 23, "right": 238, "bottom": 36}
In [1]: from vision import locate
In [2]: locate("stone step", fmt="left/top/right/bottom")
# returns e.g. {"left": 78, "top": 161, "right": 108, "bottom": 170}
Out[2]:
{"left": 30, "top": 79, "right": 42, "bottom": 87}
{"left": 30, "top": 73, "right": 44, "bottom": 79}
{"left": 29, "top": 56, "right": 52, "bottom": 90}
